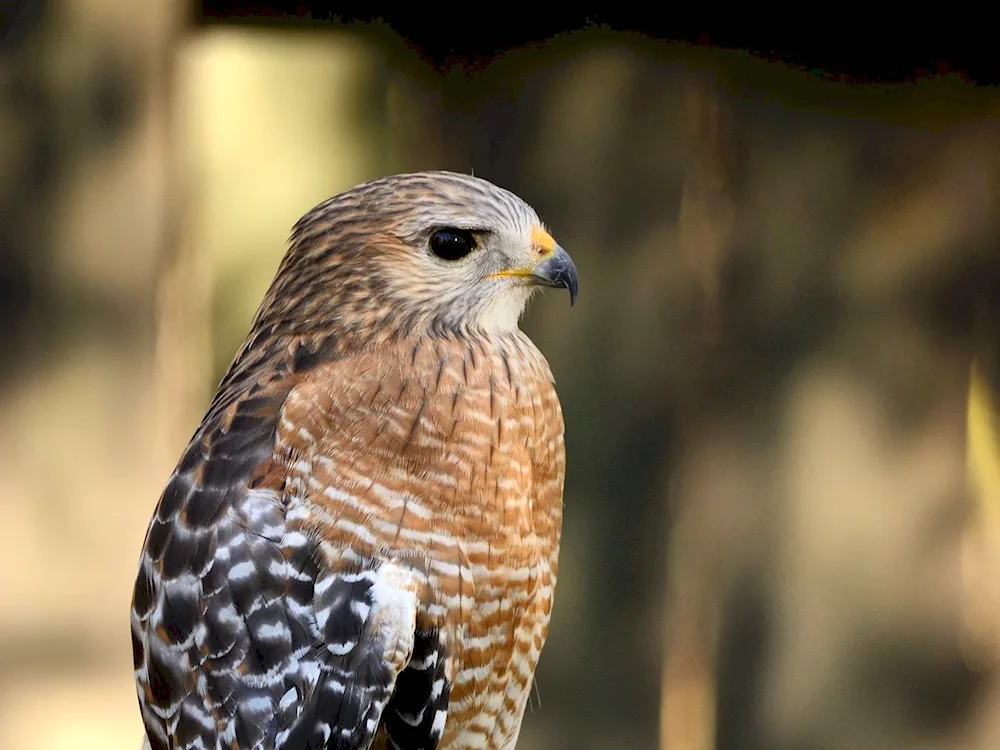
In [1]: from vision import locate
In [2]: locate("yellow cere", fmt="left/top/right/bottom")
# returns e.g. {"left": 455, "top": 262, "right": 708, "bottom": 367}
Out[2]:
{"left": 531, "top": 225, "right": 557, "bottom": 256}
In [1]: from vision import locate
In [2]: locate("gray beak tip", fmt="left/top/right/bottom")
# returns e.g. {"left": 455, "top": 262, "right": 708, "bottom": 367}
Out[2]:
{"left": 532, "top": 244, "right": 579, "bottom": 308}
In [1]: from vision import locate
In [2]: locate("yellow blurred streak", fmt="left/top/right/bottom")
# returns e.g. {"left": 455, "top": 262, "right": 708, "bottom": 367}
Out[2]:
{"left": 962, "top": 360, "right": 1000, "bottom": 669}
{"left": 968, "top": 363, "right": 1000, "bottom": 519}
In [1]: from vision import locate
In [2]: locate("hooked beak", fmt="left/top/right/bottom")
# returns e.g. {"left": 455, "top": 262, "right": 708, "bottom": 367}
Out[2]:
{"left": 491, "top": 226, "right": 580, "bottom": 307}
{"left": 529, "top": 243, "right": 579, "bottom": 307}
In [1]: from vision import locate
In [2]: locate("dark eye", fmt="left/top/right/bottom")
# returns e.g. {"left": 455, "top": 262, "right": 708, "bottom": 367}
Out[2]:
{"left": 429, "top": 228, "right": 477, "bottom": 261}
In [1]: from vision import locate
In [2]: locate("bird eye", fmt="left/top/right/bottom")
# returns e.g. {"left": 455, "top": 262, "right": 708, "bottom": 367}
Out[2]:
{"left": 429, "top": 228, "right": 477, "bottom": 261}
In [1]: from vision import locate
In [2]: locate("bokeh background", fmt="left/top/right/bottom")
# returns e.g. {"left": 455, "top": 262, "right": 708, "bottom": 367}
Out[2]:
{"left": 2, "top": 5, "right": 1000, "bottom": 749}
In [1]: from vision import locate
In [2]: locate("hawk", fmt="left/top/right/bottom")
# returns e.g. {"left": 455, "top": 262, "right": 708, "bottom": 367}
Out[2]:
{"left": 131, "top": 171, "right": 578, "bottom": 750}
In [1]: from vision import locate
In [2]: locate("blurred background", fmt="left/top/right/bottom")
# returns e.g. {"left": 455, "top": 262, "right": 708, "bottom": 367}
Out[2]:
{"left": 2, "top": 4, "right": 1000, "bottom": 749}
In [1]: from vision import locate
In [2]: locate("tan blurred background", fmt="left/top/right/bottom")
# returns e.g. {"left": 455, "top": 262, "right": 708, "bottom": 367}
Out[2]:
{"left": 2, "top": 4, "right": 1000, "bottom": 749}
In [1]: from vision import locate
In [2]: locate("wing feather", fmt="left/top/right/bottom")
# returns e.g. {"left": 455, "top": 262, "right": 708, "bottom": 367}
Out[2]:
{"left": 132, "top": 336, "right": 438, "bottom": 749}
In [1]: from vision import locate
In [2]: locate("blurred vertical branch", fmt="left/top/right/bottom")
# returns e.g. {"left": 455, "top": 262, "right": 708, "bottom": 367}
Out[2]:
{"left": 675, "top": 74, "right": 737, "bottom": 341}
{"left": 660, "top": 75, "right": 738, "bottom": 750}
{"left": 151, "top": 18, "right": 213, "bottom": 472}
{"left": 152, "top": 220, "right": 214, "bottom": 470}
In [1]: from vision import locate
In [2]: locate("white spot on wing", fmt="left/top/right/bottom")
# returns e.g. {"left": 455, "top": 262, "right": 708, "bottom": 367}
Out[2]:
{"left": 431, "top": 708, "right": 448, "bottom": 737}
{"left": 327, "top": 640, "right": 357, "bottom": 656}
{"left": 279, "top": 687, "right": 298, "bottom": 711}
{"left": 227, "top": 560, "right": 255, "bottom": 581}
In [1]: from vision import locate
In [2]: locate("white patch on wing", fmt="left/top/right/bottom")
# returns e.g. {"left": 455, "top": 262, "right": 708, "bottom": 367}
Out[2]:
{"left": 369, "top": 562, "right": 420, "bottom": 642}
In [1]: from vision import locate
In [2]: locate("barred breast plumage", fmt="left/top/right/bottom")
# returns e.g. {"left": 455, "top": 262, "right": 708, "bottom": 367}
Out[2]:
{"left": 281, "top": 333, "right": 564, "bottom": 749}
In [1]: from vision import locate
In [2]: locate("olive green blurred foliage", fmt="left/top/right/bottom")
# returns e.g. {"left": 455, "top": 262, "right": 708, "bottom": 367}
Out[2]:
{"left": 2, "top": 5, "right": 1000, "bottom": 749}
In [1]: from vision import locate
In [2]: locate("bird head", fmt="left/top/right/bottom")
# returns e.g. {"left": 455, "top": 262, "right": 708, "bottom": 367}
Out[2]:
{"left": 258, "top": 171, "right": 578, "bottom": 344}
